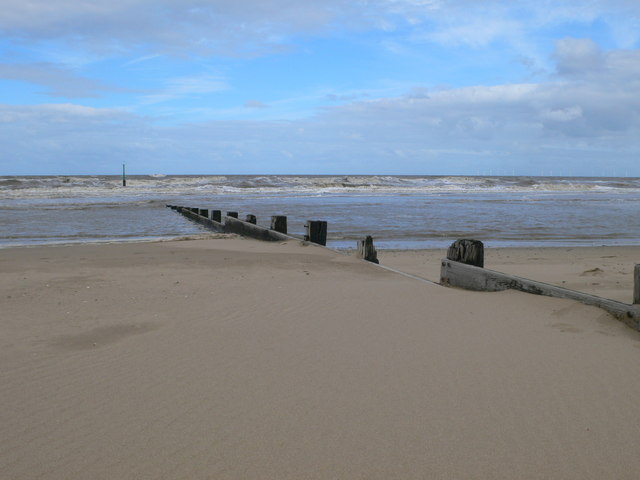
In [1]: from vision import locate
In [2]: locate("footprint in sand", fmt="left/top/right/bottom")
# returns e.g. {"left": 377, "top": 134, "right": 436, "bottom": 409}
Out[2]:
{"left": 579, "top": 267, "right": 605, "bottom": 277}
{"left": 548, "top": 322, "right": 583, "bottom": 333}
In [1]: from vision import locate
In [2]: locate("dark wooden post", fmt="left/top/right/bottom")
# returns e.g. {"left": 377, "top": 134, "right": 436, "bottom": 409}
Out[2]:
{"left": 211, "top": 210, "right": 222, "bottom": 222}
{"left": 271, "top": 216, "right": 287, "bottom": 234}
{"left": 447, "top": 239, "right": 484, "bottom": 268}
{"left": 226, "top": 211, "right": 238, "bottom": 218}
{"left": 305, "top": 221, "right": 327, "bottom": 246}
{"left": 199, "top": 208, "right": 208, "bottom": 217}
{"left": 357, "top": 236, "right": 379, "bottom": 264}
{"left": 634, "top": 265, "right": 640, "bottom": 305}
{"left": 245, "top": 214, "right": 257, "bottom": 224}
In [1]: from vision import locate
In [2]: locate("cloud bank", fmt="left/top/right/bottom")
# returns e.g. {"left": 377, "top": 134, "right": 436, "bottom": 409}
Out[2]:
{"left": 3, "top": 0, "right": 639, "bottom": 55}
{"left": 0, "top": 0, "right": 639, "bottom": 175}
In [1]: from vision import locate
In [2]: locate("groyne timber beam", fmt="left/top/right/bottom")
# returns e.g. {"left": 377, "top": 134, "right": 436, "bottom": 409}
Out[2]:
{"left": 170, "top": 205, "right": 225, "bottom": 233}
{"left": 440, "top": 240, "right": 640, "bottom": 331}
{"left": 223, "top": 215, "right": 292, "bottom": 242}
{"left": 167, "top": 205, "right": 295, "bottom": 242}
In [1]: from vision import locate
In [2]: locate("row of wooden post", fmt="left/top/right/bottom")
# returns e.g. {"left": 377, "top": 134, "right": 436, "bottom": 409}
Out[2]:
{"left": 170, "top": 207, "right": 640, "bottom": 308}
{"left": 168, "top": 205, "right": 329, "bottom": 246}
{"left": 170, "top": 204, "right": 385, "bottom": 264}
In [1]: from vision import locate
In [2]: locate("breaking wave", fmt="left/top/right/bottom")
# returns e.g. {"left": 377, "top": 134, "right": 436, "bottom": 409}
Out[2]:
{"left": 2, "top": 174, "right": 639, "bottom": 200}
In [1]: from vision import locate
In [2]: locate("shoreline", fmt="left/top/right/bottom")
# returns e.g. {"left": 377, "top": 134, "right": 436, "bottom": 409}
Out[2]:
{"left": 0, "top": 233, "right": 236, "bottom": 250}
{"left": 4, "top": 235, "right": 640, "bottom": 252}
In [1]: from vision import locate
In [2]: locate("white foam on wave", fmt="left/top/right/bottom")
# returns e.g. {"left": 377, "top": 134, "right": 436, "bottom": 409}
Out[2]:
{"left": 2, "top": 175, "right": 640, "bottom": 200}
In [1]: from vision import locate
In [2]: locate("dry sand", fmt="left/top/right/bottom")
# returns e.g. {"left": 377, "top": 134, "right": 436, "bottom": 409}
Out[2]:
{"left": 2, "top": 238, "right": 640, "bottom": 479}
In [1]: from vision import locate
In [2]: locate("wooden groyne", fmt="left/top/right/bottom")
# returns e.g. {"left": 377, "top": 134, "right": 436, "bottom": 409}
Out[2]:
{"left": 441, "top": 239, "right": 640, "bottom": 330}
{"left": 166, "top": 205, "right": 327, "bottom": 244}
{"left": 168, "top": 204, "right": 382, "bottom": 262}
{"left": 166, "top": 208, "right": 640, "bottom": 330}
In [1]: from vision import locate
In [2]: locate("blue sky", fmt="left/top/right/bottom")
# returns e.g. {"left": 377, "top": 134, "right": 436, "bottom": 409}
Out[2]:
{"left": 1, "top": 0, "right": 639, "bottom": 176}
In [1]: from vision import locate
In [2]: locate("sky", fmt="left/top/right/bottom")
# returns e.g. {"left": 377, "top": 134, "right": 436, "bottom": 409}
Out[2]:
{"left": 1, "top": 0, "right": 639, "bottom": 176}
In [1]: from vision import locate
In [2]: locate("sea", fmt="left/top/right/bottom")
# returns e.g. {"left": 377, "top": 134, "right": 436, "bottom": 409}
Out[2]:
{"left": 1, "top": 175, "right": 640, "bottom": 250}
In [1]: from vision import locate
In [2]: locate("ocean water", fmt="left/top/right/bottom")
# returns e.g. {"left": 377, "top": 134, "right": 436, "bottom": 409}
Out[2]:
{"left": 1, "top": 175, "right": 640, "bottom": 250}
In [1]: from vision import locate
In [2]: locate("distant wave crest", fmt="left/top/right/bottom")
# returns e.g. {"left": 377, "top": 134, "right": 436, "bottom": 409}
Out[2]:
{"left": 2, "top": 174, "right": 639, "bottom": 199}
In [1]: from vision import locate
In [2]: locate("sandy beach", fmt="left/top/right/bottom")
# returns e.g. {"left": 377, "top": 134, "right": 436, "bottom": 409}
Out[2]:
{"left": 2, "top": 237, "right": 640, "bottom": 479}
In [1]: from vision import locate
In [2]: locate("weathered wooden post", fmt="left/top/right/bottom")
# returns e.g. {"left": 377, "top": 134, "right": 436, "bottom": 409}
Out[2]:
{"left": 211, "top": 210, "right": 222, "bottom": 222}
{"left": 227, "top": 211, "right": 238, "bottom": 218}
{"left": 447, "top": 239, "right": 484, "bottom": 268}
{"left": 634, "top": 265, "right": 640, "bottom": 305}
{"left": 305, "top": 221, "right": 328, "bottom": 246}
{"left": 356, "top": 236, "right": 379, "bottom": 264}
{"left": 271, "top": 216, "right": 287, "bottom": 234}
{"left": 199, "top": 208, "right": 209, "bottom": 217}
{"left": 245, "top": 214, "right": 257, "bottom": 225}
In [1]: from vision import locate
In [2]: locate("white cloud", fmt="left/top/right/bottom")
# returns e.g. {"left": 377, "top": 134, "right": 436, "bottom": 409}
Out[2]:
{"left": 316, "top": 40, "right": 640, "bottom": 159}
{"left": 427, "top": 17, "right": 522, "bottom": 47}
{"left": 553, "top": 37, "right": 640, "bottom": 86}
{"left": 0, "top": 103, "right": 128, "bottom": 122}
{"left": 0, "top": 62, "right": 126, "bottom": 97}
{"left": 138, "top": 74, "right": 227, "bottom": 104}
{"left": 37, "top": 103, "right": 126, "bottom": 117}
{"left": 553, "top": 38, "right": 604, "bottom": 76}
{"left": 244, "top": 100, "right": 268, "bottom": 109}
{"left": 124, "top": 54, "right": 162, "bottom": 66}
{"left": 2, "top": 0, "right": 638, "bottom": 58}
{"left": 541, "top": 106, "right": 583, "bottom": 122}
{"left": 3, "top": 41, "right": 639, "bottom": 176}
{"left": 165, "top": 74, "right": 227, "bottom": 95}
{"left": 0, "top": 0, "right": 348, "bottom": 56}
